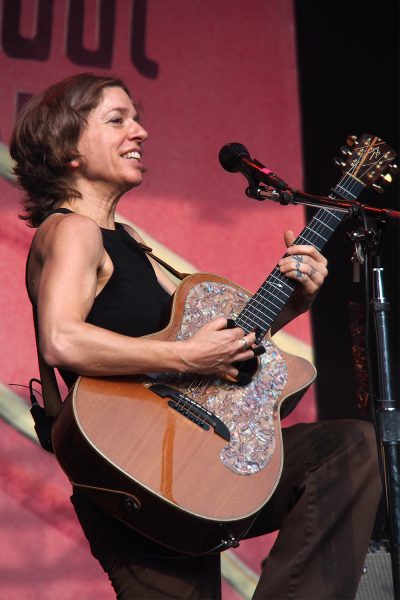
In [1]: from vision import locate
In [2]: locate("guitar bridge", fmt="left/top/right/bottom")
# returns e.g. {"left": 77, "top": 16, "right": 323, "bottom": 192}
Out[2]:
{"left": 149, "top": 383, "right": 230, "bottom": 442}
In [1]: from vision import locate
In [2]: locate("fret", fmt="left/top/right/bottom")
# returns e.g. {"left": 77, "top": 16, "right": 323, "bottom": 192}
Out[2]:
{"left": 319, "top": 210, "right": 342, "bottom": 223}
{"left": 260, "top": 280, "right": 293, "bottom": 301}
{"left": 257, "top": 289, "right": 291, "bottom": 309}
{"left": 240, "top": 297, "right": 282, "bottom": 323}
{"left": 332, "top": 173, "right": 365, "bottom": 202}
{"left": 334, "top": 183, "right": 358, "bottom": 199}
{"left": 299, "top": 229, "right": 328, "bottom": 243}
{"left": 260, "top": 280, "right": 293, "bottom": 299}
{"left": 313, "top": 216, "right": 334, "bottom": 231}
{"left": 236, "top": 312, "right": 270, "bottom": 334}
{"left": 250, "top": 295, "right": 286, "bottom": 317}
{"left": 268, "top": 272, "right": 294, "bottom": 292}
{"left": 233, "top": 133, "right": 395, "bottom": 341}
{"left": 236, "top": 206, "right": 346, "bottom": 338}
{"left": 241, "top": 303, "right": 276, "bottom": 325}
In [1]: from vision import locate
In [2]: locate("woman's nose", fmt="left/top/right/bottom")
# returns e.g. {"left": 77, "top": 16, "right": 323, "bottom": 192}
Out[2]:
{"left": 128, "top": 121, "right": 148, "bottom": 142}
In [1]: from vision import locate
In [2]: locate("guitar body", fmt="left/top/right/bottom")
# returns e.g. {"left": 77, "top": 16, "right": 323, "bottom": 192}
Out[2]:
{"left": 52, "top": 272, "right": 316, "bottom": 555}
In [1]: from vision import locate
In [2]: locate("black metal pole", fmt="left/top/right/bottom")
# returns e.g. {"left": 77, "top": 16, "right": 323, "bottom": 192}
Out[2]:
{"left": 370, "top": 256, "right": 400, "bottom": 598}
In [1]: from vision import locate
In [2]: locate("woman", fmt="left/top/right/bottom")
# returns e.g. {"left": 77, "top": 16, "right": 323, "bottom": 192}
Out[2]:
{"left": 11, "top": 73, "right": 381, "bottom": 599}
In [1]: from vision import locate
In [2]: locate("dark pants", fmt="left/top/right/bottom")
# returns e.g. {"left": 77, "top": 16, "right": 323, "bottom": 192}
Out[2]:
{"left": 72, "top": 420, "right": 382, "bottom": 600}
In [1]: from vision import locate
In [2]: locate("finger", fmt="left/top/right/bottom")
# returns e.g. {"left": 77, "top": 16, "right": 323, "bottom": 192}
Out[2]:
{"left": 280, "top": 259, "right": 311, "bottom": 276}
{"left": 220, "top": 367, "right": 240, "bottom": 381}
{"left": 284, "top": 229, "right": 296, "bottom": 248}
{"left": 282, "top": 269, "right": 321, "bottom": 294}
{"left": 285, "top": 244, "right": 327, "bottom": 264}
{"left": 280, "top": 259, "right": 328, "bottom": 282}
{"left": 236, "top": 331, "right": 257, "bottom": 350}
{"left": 235, "top": 349, "right": 258, "bottom": 364}
{"left": 223, "top": 319, "right": 247, "bottom": 338}
{"left": 279, "top": 254, "right": 307, "bottom": 269}
{"left": 206, "top": 316, "right": 232, "bottom": 331}
{"left": 252, "top": 345, "right": 266, "bottom": 357}
{"left": 279, "top": 254, "right": 328, "bottom": 279}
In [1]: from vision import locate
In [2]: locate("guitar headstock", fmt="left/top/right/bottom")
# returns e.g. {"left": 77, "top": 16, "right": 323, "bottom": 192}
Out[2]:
{"left": 335, "top": 133, "right": 398, "bottom": 193}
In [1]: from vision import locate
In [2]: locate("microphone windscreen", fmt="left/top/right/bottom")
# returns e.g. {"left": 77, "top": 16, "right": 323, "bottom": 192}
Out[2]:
{"left": 219, "top": 143, "right": 250, "bottom": 172}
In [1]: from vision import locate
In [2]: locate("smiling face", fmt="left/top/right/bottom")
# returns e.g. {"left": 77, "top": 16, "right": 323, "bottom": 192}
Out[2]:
{"left": 74, "top": 86, "right": 148, "bottom": 197}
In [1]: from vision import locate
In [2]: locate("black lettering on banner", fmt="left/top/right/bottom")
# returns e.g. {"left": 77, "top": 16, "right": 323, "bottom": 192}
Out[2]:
{"left": 2, "top": 0, "right": 53, "bottom": 61}
{"left": 131, "top": 0, "right": 159, "bottom": 79}
{"left": 1, "top": 0, "right": 160, "bottom": 77}
{"left": 66, "top": 0, "right": 115, "bottom": 68}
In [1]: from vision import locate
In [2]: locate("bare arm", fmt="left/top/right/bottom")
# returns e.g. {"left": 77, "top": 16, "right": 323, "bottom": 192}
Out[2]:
{"left": 32, "top": 214, "right": 256, "bottom": 380}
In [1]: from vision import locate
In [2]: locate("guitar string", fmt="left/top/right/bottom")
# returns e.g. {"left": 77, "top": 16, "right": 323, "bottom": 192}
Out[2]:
{"left": 237, "top": 209, "right": 343, "bottom": 334}
{"left": 233, "top": 155, "right": 367, "bottom": 330}
{"left": 240, "top": 212, "right": 353, "bottom": 333}
{"left": 241, "top": 213, "right": 340, "bottom": 329}
{"left": 246, "top": 158, "right": 371, "bottom": 319}
{"left": 242, "top": 209, "right": 347, "bottom": 333}
{"left": 187, "top": 147, "right": 382, "bottom": 425}
{"left": 171, "top": 142, "right": 380, "bottom": 426}
{"left": 215, "top": 147, "right": 387, "bottom": 417}
{"left": 236, "top": 168, "right": 365, "bottom": 335}
{"left": 233, "top": 145, "right": 385, "bottom": 392}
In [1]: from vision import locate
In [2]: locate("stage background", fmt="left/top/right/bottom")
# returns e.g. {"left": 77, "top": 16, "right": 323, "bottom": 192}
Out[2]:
{"left": 0, "top": 1, "right": 398, "bottom": 598}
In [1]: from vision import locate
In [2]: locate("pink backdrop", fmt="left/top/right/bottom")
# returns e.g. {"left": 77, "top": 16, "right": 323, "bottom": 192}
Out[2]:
{"left": 0, "top": 2, "right": 314, "bottom": 598}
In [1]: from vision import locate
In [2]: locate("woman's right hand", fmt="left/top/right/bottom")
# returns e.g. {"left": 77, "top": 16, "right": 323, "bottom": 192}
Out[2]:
{"left": 178, "top": 317, "right": 257, "bottom": 379}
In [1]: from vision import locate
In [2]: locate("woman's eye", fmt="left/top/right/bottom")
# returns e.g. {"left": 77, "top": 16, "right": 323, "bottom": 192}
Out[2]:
{"left": 110, "top": 117, "right": 123, "bottom": 124}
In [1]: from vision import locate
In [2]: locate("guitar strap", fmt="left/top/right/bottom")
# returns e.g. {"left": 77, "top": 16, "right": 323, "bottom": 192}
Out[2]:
{"left": 26, "top": 243, "right": 190, "bottom": 449}
{"left": 137, "top": 243, "right": 191, "bottom": 281}
{"left": 25, "top": 249, "right": 63, "bottom": 418}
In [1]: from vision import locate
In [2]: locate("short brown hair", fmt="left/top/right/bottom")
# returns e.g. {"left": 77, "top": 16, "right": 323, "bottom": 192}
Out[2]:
{"left": 10, "top": 73, "right": 132, "bottom": 227}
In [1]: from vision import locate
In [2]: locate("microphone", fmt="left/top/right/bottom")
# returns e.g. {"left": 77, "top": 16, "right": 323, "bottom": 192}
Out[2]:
{"left": 219, "top": 142, "right": 289, "bottom": 190}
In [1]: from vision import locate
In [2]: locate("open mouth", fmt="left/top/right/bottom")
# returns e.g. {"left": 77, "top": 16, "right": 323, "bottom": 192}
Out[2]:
{"left": 121, "top": 151, "right": 141, "bottom": 160}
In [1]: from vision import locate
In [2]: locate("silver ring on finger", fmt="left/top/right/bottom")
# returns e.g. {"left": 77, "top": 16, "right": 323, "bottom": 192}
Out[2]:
{"left": 240, "top": 337, "right": 249, "bottom": 350}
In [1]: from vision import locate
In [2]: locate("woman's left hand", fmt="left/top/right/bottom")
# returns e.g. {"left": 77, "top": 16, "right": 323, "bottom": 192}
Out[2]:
{"left": 277, "top": 229, "right": 328, "bottom": 313}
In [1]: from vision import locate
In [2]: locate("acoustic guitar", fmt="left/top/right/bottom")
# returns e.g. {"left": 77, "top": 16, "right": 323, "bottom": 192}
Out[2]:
{"left": 52, "top": 134, "right": 397, "bottom": 555}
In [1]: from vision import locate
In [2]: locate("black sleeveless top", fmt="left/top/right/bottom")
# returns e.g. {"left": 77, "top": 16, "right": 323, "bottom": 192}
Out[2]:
{"left": 48, "top": 209, "right": 172, "bottom": 387}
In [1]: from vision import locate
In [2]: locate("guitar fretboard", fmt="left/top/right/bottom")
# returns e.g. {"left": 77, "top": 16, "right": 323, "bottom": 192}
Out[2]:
{"left": 235, "top": 172, "right": 365, "bottom": 339}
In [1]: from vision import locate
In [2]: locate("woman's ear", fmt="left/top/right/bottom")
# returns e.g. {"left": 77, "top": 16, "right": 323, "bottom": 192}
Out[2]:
{"left": 68, "top": 158, "right": 80, "bottom": 168}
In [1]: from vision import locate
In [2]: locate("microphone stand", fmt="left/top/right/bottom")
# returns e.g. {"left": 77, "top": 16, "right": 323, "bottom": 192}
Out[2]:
{"left": 247, "top": 184, "right": 400, "bottom": 597}
{"left": 246, "top": 183, "right": 400, "bottom": 223}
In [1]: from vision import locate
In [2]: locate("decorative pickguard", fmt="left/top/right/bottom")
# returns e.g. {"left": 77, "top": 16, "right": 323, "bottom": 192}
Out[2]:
{"left": 146, "top": 281, "right": 288, "bottom": 475}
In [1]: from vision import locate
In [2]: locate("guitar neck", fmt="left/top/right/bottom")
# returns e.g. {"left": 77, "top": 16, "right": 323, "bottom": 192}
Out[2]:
{"left": 235, "top": 173, "right": 365, "bottom": 338}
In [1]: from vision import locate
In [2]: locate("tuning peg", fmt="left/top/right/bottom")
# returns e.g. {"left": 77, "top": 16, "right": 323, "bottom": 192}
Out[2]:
{"left": 388, "top": 163, "right": 399, "bottom": 174}
{"left": 340, "top": 145, "right": 352, "bottom": 156}
{"left": 380, "top": 172, "right": 393, "bottom": 184}
{"left": 334, "top": 157, "right": 346, "bottom": 167}
{"left": 372, "top": 183, "right": 384, "bottom": 193}
{"left": 346, "top": 135, "right": 357, "bottom": 147}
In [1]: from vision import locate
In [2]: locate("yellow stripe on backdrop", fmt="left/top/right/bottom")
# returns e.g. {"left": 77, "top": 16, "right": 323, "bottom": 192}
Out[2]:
{"left": 0, "top": 141, "right": 15, "bottom": 182}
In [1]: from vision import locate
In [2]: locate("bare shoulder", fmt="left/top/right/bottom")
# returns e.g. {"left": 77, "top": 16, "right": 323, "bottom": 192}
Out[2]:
{"left": 120, "top": 222, "right": 146, "bottom": 244}
{"left": 27, "top": 212, "right": 106, "bottom": 304}
{"left": 33, "top": 212, "right": 104, "bottom": 261}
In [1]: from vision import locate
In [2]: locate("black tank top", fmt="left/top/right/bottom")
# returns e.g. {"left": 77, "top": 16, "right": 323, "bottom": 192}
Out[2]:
{"left": 48, "top": 209, "right": 172, "bottom": 387}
